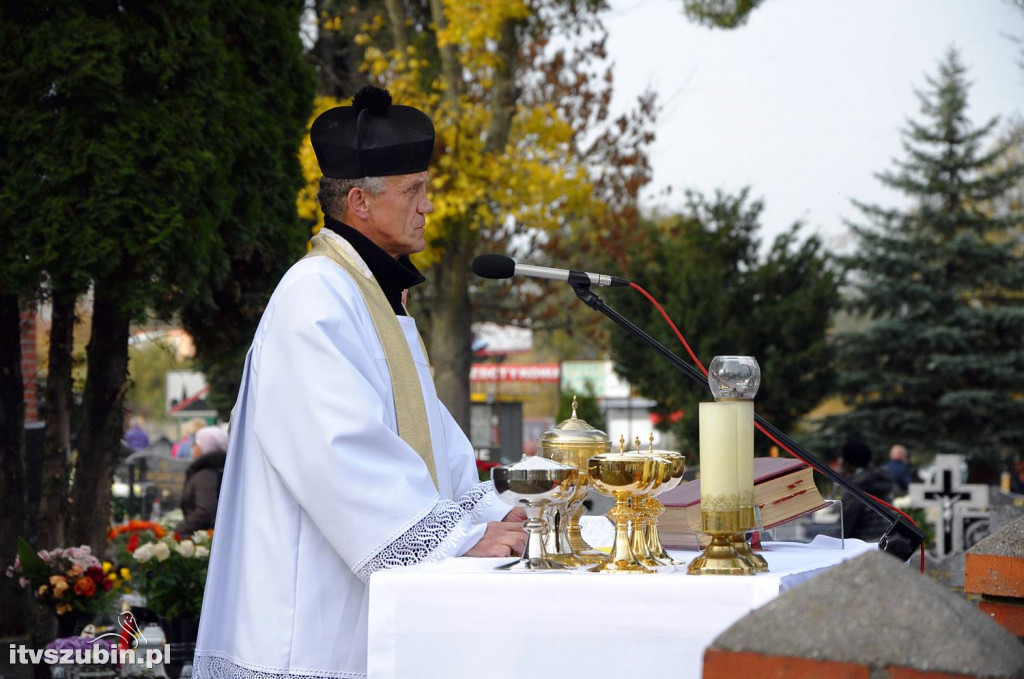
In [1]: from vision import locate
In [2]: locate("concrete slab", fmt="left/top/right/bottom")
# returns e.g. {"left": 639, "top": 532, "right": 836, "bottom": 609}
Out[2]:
{"left": 710, "top": 550, "right": 1024, "bottom": 677}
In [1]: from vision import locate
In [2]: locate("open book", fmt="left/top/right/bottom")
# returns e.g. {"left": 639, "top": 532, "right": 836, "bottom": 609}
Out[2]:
{"left": 655, "top": 457, "right": 828, "bottom": 549}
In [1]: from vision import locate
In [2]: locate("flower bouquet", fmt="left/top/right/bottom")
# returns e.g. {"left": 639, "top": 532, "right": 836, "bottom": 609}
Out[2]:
{"left": 107, "top": 520, "right": 166, "bottom": 568}
{"left": 7, "top": 539, "right": 126, "bottom": 636}
{"left": 131, "top": 531, "right": 212, "bottom": 621}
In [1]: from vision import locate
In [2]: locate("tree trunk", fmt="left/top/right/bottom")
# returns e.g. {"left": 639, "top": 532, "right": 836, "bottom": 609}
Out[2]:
{"left": 428, "top": 17, "right": 521, "bottom": 433}
{"left": 0, "top": 293, "right": 29, "bottom": 635}
{"left": 428, "top": 0, "right": 461, "bottom": 106}
{"left": 384, "top": 0, "right": 409, "bottom": 52}
{"left": 37, "top": 288, "right": 76, "bottom": 550}
{"left": 483, "top": 19, "right": 519, "bottom": 154}
{"left": 310, "top": 0, "right": 348, "bottom": 98}
{"left": 430, "top": 222, "right": 473, "bottom": 431}
{"left": 69, "top": 280, "right": 129, "bottom": 551}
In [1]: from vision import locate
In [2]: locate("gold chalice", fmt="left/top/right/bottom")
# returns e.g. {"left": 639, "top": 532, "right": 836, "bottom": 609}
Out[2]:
{"left": 492, "top": 462, "right": 579, "bottom": 571}
{"left": 587, "top": 442, "right": 658, "bottom": 573}
{"left": 538, "top": 396, "right": 611, "bottom": 565}
{"left": 629, "top": 449, "right": 673, "bottom": 572}
{"left": 642, "top": 444, "right": 687, "bottom": 567}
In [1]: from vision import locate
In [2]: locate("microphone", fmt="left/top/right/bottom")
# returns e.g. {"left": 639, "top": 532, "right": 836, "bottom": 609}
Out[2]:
{"left": 472, "top": 254, "right": 630, "bottom": 288}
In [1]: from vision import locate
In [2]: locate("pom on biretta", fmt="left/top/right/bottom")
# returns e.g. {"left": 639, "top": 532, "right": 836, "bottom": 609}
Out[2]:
{"left": 310, "top": 86, "right": 435, "bottom": 179}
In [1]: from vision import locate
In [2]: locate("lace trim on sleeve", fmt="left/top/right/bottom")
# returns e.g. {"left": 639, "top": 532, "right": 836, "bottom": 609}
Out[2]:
{"left": 457, "top": 480, "right": 501, "bottom": 522}
{"left": 353, "top": 499, "right": 469, "bottom": 583}
{"left": 194, "top": 652, "right": 365, "bottom": 679}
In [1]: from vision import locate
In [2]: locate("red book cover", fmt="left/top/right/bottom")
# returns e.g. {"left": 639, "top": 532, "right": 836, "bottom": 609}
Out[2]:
{"left": 659, "top": 457, "right": 808, "bottom": 508}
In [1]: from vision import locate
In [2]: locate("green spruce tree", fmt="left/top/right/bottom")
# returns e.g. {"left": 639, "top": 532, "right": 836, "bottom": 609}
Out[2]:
{"left": 0, "top": 1, "right": 313, "bottom": 563}
{"left": 822, "top": 49, "right": 1024, "bottom": 466}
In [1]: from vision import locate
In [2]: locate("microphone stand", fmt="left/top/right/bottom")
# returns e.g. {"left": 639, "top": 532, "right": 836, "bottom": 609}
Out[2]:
{"left": 568, "top": 276, "right": 924, "bottom": 562}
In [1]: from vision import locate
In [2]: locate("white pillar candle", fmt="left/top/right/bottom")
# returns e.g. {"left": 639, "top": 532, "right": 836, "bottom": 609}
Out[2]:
{"left": 733, "top": 400, "right": 755, "bottom": 508}
{"left": 699, "top": 401, "right": 739, "bottom": 509}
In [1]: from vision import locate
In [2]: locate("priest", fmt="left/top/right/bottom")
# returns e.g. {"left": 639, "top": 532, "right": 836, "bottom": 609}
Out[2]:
{"left": 192, "top": 86, "right": 527, "bottom": 679}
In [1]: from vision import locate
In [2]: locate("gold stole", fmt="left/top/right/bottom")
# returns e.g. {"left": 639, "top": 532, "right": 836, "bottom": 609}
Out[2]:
{"left": 305, "top": 233, "right": 439, "bottom": 491}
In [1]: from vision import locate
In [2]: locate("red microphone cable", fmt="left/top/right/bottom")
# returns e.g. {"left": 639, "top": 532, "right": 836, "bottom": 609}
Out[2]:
{"left": 628, "top": 281, "right": 927, "bottom": 572}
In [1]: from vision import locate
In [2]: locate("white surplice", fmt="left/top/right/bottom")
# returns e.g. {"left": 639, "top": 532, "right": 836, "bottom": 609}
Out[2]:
{"left": 192, "top": 232, "right": 509, "bottom": 679}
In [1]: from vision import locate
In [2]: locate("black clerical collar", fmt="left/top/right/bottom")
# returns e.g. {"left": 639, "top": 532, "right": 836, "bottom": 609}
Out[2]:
{"left": 323, "top": 216, "right": 425, "bottom": 316}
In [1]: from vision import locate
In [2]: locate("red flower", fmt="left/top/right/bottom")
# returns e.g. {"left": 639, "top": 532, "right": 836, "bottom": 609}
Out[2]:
{"left": 85, "top": 566, "right": 105, "bottom": 584}
{"left": 74, "top": 576, "right": 96, "bottom": 597}
{"left": 475, "top": 459, "right": 501, "bottom": 473}
{"left": 101, "top": 578, "right": 113, "bottom": 592}
{"left": 127, "top": 534, "right": 140, "bottom": 553}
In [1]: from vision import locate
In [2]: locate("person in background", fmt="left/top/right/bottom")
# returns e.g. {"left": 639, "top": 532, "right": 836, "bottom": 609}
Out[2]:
{"left": 176, "top": 426, "right": 229, "bottom": 536}
{"left": 886, "top": 444, "right": 914, "bottom": 495}
{"left": 171, "top": 417, "right": 207, "bottom": 459}
{"left": 1009, "top": 461, "right": 1024, "bottom": 495}
{"left": 839, "top": 441, "right": 895, "bottom": 542}
{"left": 123, "top": 415, "right": 150, "bottom": 452}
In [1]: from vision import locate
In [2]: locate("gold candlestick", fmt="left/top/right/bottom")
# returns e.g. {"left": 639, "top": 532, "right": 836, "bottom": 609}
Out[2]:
{"left": 708, "top": 356, "right": 768, "bottom": 573}
{"left": 687, "top": 401, "right": 754, "bottom": 575}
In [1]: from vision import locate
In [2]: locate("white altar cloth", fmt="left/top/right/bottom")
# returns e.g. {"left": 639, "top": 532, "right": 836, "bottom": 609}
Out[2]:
{"left": 367, "top": 535, "right": 874, "bottom": 679}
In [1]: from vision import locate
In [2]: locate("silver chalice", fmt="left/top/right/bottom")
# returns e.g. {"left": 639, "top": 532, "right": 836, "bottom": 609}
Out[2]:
{"left": 492, "top": 462, "right": 579, "bottom": 571}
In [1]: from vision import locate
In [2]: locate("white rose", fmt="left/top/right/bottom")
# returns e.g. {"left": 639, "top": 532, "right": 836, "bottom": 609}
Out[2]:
{"left": 194, "top": 546, "right": 210, "bottom": 559}
{"left": 153, "top": 542, "right": 171, "bottom": 562}
{"left": 133, "top": 543, "right": 155, "bottom": 564}
{"left": 176, "top": 540, "right": 195, "bottom": 558}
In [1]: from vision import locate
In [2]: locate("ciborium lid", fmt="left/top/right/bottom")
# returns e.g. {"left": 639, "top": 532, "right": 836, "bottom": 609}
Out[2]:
{"left": 538, "top": 396, "right": 611, "bottom": 451}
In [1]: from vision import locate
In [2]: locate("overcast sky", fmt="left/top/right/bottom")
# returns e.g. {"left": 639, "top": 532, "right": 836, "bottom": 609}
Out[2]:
{"left": 604, "top": 0, "right": 1023, "bottom": 253}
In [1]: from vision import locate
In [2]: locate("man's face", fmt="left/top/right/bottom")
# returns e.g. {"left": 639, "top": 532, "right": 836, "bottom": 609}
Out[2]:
{"left": 363, "top": 171, "right": 433, "bottom": 258}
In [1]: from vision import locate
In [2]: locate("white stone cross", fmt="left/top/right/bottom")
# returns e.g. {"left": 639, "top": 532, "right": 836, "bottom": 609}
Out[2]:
{"left": 908, "top": 454, "right": 989, "bottom": 556}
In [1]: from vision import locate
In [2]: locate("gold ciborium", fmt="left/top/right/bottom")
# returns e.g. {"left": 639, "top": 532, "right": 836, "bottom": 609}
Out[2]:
{"left": 640, "top": 440, "right": 687, "bottom": 567}
{"left": 587, "top": 441, "right": 658, "bottom": 573}
{"left": 492, "top": 460, "right": 579, "bottom": 571}
{"left": 538, "top": 396, "right": 611, "bottom": 566}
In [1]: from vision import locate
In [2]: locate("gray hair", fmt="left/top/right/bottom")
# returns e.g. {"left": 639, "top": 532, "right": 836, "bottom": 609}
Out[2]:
{"left": 318, "top": 176, "right": 387, "bottom": 219}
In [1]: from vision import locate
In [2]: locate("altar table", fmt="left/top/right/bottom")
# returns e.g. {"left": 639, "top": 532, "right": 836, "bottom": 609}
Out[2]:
{"left": 367, "top": 535, "right": 874, "bottom": 679}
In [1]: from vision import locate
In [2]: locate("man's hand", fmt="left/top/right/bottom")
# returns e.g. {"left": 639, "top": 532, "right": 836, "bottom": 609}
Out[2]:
{"left": 502, "top": 506, "right": 527, "bottom": 523}
{"left": 464, "top": 521, "right": 527, "bottom": 558}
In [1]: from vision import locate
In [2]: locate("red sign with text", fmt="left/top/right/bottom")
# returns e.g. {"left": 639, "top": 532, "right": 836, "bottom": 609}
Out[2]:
{"left": 470, "top": 364, "right": 561, "bottom": 382}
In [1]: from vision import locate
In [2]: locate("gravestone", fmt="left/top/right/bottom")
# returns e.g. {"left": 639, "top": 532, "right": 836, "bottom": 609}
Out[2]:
{"left": 704, "top": 550, "right": 1024, "bottom": 678}
{"left": 122, "top": 450, "right": 191, "bottom": 517}
{"left": 908, "top": 453, "right": 990, "bottom": 557}
{"left": 147, "top": 436, "right": 173, "bottom": 458}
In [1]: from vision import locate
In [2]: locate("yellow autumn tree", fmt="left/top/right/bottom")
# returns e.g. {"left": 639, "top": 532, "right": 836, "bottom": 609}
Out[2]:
{"left": 299, "top": 0, "right": 656, "bottom": 427}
